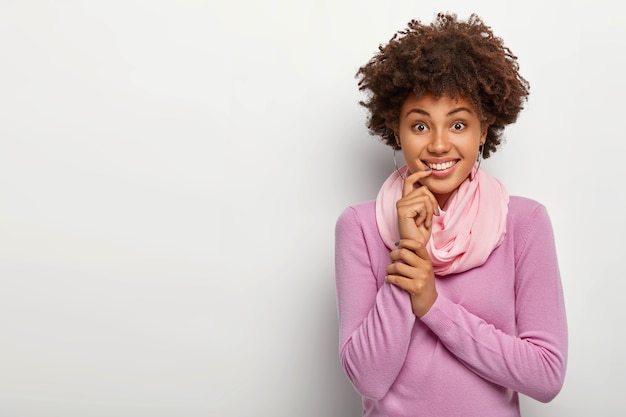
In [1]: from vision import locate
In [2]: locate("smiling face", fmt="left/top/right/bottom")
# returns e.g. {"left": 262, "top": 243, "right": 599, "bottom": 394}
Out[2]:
{"left": 396, "top": 93, "right": 487, "bottom": 208}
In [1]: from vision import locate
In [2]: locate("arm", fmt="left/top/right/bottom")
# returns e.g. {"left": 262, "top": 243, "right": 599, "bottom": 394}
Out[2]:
{"left": 420, "top": 204, "right": 568, "bottom": 402}
{"left": 335, "top": 206, "right": 416, "bottom": 400}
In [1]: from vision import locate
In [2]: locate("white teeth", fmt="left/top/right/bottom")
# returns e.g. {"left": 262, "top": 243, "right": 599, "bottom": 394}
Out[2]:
{"left": 427, "top": 161, "right": 456, "bottom": 171}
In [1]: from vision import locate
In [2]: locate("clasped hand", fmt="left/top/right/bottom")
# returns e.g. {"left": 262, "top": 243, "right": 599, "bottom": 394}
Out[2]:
{"left": 385, "top": 170, "right": 439, "bottom": 317}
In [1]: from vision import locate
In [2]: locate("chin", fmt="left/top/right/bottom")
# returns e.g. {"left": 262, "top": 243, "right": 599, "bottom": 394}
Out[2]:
{"left": 421, "top": 177, "right": 466, "bottom": 199}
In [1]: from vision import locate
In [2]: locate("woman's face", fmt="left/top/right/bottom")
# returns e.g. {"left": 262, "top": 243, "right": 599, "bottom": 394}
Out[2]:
{"left": 396, "top": 93, "right": 486, "bottom": 208}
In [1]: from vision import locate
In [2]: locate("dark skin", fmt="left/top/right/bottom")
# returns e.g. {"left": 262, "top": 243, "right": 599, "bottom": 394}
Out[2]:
{"left": 385, "top": 170, "right": 439, "bottom": 317}
{"left": 385, "top": 92, "right": 486, "bottom": 318}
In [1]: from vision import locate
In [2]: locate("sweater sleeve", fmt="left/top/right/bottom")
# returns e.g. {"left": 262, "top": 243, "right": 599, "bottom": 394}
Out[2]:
{"left": 420, "top": 204, "right": 568, "bottom": 402}
{"left": 335, "top": 206, "right": 416, "bottom": 400}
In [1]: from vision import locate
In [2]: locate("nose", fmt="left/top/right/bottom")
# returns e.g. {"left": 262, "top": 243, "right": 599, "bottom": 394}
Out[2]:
{"left": 427, "top": 129, "right": 451, "bottom": 154}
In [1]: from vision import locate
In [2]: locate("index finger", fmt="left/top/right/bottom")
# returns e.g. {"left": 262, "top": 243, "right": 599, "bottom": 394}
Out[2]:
{"left": 402, "top": 169, "right": 433, "bottom": 198}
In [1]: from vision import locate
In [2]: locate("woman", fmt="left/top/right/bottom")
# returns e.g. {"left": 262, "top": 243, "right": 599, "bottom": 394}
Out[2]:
{"left": 334, "top": 13, "right": 567, "bottom": 417}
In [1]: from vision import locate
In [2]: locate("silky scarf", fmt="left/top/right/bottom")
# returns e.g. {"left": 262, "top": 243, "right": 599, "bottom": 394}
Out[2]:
{"left": 375, "top": 164, "right": 509, "bottom": 276}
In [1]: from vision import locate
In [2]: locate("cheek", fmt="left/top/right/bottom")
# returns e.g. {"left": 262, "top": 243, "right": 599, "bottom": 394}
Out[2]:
{"left": 400, "top": 144, "right": 424, "bottom": 163}
{"left": 399, "top": 137, "right": 426, "bottom": 153}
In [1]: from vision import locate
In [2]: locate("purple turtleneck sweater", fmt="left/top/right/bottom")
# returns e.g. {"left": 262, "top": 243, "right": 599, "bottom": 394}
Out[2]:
{"left": 335, "top": 196, "right": 567, "bottom": 417}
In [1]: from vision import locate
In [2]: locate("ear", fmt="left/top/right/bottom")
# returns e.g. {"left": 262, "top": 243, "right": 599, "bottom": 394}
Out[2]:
{"left": 480, "top": 125, "right": 488, "bottom": 145}
{"left": 393, "top": 130, "right": 401, "bottom": 148}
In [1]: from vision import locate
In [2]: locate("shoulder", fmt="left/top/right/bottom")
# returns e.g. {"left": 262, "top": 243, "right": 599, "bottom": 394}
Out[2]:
{"left": 507, "top": 195, "right": 556, "bottom": 256}
{"left": 335, "top": 200, "right": 386, "bottom": 249}
{"left": 508, "top": 195, "right": 545, "bottom": 215}
{"left": 336, "top": 200, "right": 377, "bottom": 231}
{"left": 507, "top": 195, "right": 552, "bottom": 226}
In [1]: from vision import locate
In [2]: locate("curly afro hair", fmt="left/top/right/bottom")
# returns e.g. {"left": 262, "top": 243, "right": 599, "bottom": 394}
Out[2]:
{"left": 356, "top": 13, "right": 530, "bottom": 158}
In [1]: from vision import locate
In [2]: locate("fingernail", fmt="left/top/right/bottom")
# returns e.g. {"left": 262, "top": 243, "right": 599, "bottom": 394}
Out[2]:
{"left": 435, "top": 208, "right": 440, "bottom": 216}
{"left": 425, "top": 167, "right": 432, "bottom": 172}
{"left": 394, "top": 241, "right": 400, "bottom": 246}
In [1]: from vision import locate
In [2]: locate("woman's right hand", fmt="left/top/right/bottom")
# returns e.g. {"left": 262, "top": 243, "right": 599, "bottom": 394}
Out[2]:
{"left": 395, "top": 169, "right": 439, "bottom": 245}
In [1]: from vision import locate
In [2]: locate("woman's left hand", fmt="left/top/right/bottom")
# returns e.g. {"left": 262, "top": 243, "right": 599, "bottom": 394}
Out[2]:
{"left": 385, "top": 239, "right": 438, "bottom": 317}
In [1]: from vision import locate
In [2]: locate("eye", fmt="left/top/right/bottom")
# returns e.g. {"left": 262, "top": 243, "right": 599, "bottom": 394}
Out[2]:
{"left": 452, "top": 122, "right": 466, "bottom": 131}
{"left": 413, "top": 123, "right": 428, "bottom": 132}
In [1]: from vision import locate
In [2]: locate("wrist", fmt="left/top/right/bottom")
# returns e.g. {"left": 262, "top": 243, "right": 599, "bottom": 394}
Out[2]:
{"left": 412, "top": 291, "right": 438, "bottom": 318}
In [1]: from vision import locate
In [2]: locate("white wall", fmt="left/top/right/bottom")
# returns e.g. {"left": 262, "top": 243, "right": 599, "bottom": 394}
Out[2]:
{"left": 0, "top": 1, "right": 624, "bottom": 416}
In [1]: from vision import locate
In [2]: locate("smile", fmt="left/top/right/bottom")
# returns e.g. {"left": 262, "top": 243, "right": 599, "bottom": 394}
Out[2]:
{"left": 426, "top": 161, "right": 457, "bottom": 171}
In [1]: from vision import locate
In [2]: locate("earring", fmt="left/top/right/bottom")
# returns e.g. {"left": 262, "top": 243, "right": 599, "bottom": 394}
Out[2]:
{"left": 470, "top": 144, "right": 484, "bottom": 181}
{"left": 393, "top": 149, "right": 406, "bottom": 179}
{"left": 393, "top": 134, "right": 406, "bottom": 179}
{"left": 477, "top": 143, "right": 484, "bottom": 170}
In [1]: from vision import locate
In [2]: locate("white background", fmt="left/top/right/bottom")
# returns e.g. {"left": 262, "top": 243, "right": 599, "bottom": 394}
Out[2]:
{"left": 0, "top": 0, "right": 624, "bottom": 416}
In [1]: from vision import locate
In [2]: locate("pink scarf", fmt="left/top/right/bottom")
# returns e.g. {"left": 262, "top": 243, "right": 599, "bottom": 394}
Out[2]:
{"left": 375, "top": 164, "right": 509, "bottom": 276}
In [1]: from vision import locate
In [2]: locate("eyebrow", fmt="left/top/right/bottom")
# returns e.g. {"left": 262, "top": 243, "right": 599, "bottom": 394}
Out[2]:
{"left": 404, "top": 107, "right": 474, "bottom": 118}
